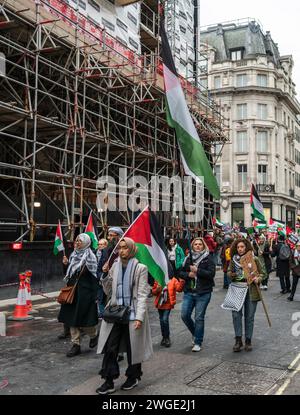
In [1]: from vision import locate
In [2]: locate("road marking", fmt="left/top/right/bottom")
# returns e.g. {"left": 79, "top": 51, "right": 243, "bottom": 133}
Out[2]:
{"left": 274, "top": 352, "right": 300, "bottom": 395}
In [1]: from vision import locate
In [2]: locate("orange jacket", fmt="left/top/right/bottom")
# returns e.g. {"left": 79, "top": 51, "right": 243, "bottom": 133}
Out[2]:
{"left": 152, "top": 277, "right": 185, "bottom": 310}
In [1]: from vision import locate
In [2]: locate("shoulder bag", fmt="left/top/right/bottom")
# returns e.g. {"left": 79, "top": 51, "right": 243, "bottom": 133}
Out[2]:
{"left": 103, "top": 263, "right": 138, "bottom": 324}
{"left": 57, "top": 266, "right": 85, "bottom": 305}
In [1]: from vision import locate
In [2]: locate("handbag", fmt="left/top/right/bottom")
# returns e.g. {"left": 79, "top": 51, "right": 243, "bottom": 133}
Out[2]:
{"left": 57, "top": 266, "right": 85, "bottom": 305}
{"left": 221, "top": 282, "right": 248, "bottom": 312}
{"left": 103, "top": 263, "right": 137, "bottom": 324}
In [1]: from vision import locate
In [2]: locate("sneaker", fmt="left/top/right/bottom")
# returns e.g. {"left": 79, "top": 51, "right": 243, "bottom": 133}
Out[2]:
{"left": 96, "top": 380, "right": 115, "bottom": 395}
{"left": 121, "top": 378, "right": 139, "bottom": 391}
{"left": 192, "top": 344, "right": 201, "bottom": 352}
{"left": 66, "top": 344, "right": 81, "bottom": 357}
{"left": 89, "top": 334, "right": 99, "bottom": 348}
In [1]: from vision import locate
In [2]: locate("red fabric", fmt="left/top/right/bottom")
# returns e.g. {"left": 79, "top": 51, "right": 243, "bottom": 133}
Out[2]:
{"left": 204, "top": 235, "right": 217, "bottom": 253}
{"left": 152, "top": 278, "right": 185, "bottom": 310}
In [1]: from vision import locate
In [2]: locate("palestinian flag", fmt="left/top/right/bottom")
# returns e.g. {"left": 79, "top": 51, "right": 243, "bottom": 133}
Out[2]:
{"left": 125, "top": 206, "right": 169, "bottom": 287}
{"left": 212, "top": 217, "right": 225, "bottom": 228}
{"left": 250, "top": 184, "right": 265, "bottom": 222}
{"left": 252, "top": 218, "right": 267, "bottom": 229}
{"left": 85, "top": 211, "right": 98, "bottom": 250}
{"left": 53, "top": 221, "right": 65, "bottom": 255}
{"left": 269, "top": 218, "right": 285, "bottom": 228}
{"left": 160, "top": 18, "right": 220, "bottom": 200}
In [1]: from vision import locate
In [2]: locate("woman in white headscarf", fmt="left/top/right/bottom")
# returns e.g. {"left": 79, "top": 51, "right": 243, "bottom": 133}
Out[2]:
{"left": 58, "top": 233, "right": 99, "bottom": 357}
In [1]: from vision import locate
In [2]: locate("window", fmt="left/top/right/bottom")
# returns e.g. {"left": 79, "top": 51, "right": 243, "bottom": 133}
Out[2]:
{"left": 231, "top": 49, "right": 243, "bottom": 61}
{"left": 79, "top": 0, "right": 86, "bottom": 9}
{"left": 274, "top": 107, "right": 278, "bottom": 121}
{"left": 88, "top": 0, "right": 100, "bottom": 11}
{"left": 258, "top": 165, "right": 267, "bottom": 185}
{"left": 236, "top": 74, "right": 247, "bottom": 87}
{"left": 237, "top": 104, "right": 247, "bottom": 119}
{"left": 237, "top": 164, "right": 247, "bottom": 190}
{"left": 214, "top": 165, "right": 221, "bottom": 187}
{"left": 102, "top": 18, "right": 115, "bottom": 31}
{"left": 116, "top": 18, "right": 128, "bottom": 32}
{"left": 214, "top": 76, "right": 221, "bottom": 89}
{"left": 257, "top": 74, "right": 267, "bottom": 87}
{"left": 232, "top": 203, "right": 244, "bottom": 226}
{"left": 129, "top": 37, "right": 139, "bottom": 50}
{"left": 236, "top": 131, "right": 248, "bottom": 152}
{"left": 257, "top": 131, "right": 268, "bottom": 153}
{"left": 258, "top": 104, "right": 267, "bottom": 119}
{"left": 127, "top": 12, "right": 137, "bottom": 26}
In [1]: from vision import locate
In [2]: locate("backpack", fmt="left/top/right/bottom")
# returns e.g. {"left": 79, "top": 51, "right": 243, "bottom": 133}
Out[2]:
{"left": 279, "top": 244, "right": 291, "bottom": 261}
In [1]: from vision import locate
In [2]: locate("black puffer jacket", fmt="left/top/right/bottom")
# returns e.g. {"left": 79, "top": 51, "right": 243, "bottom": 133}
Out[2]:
{"left": 179, "top": 253, "right": 216, "bottom": 294}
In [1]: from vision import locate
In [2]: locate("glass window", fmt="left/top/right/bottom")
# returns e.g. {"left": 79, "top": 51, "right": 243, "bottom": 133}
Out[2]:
{"left": 232, "top": 203, "right": 244, "bottom": 226}
{"left": 257, "top": 131, "right": 268, "bottom": 152}
{"left": 257, "top": 74, "right": 267, "bottom": 87}
{"left": 237, "top": 74, "right": 247, "bottom": 87}
{"left": 237, "top": 104, "right": 247, "bottom": 119}
{"left": 231, "top": 50, "right": 243, "bottom": 61}
{"left": 258, "top": 165, "right": 267, "bottom": 185}
{"left": 236, "top": 131, "right": 247, "bottom": 152}
{"left": 258, "top": 104, "right": 267, "bottom": 119}
{"left": 237, "top": 164, "right": 247, "bottom": 190}
{"left": 88, "top": 0, "right": 100, "bottom": 11}
{"left": 214, "top": 76, "right": 221, "bottom": 89}
{"left": 214, "top": 165, "right": 221, "bottom": 187}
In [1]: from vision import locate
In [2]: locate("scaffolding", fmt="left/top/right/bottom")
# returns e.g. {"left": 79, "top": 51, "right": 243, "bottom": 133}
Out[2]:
{"left": 0, "top": 0, "right": 228, "bottom": 242}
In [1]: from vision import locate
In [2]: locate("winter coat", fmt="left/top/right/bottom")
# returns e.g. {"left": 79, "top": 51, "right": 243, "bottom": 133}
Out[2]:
{"left": 253, "top": 241, "right": 272, "bottom": 274}
{"left": 152, "top": 278, "right": 185, "bottom": 310}
{"left": 179, "top": 253, "right": 216, "bottom": 294}
{"left": 271, "top": 242, "right": 291, "bottom": 276}
{"left": 227, "top": 256, "right": 266, "bottom": 302}
{"left": 203, "top": 235, "right": 217, "bottom": 253}
{"left": 97, "top": 260, "right": 153, "bottom": 365}
{"left": 58, "top": 265, "right": 98, "bottom": 327}
{"left": 289, "top": 255, "right": 300, "bottom": 277}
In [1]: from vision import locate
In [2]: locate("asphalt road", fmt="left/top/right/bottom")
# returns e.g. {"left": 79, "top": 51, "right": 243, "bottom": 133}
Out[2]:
{"left": 1, "top": 270, "right": 300, "bottom": 395}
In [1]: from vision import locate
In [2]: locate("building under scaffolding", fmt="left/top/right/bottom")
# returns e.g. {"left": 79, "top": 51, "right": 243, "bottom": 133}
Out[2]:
{"left": 0, "top": 0, "right": 228, "bottom": 244}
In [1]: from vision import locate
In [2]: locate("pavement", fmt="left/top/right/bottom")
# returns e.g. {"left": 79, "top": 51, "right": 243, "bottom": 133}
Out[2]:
{"left": 0, "top": 270, "right": 300, "bottom": 396}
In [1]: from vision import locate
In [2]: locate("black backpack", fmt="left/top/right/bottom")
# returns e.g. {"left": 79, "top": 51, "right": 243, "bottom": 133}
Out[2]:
{"left": 278, "top": 244, "right": 291, "bottom": 261}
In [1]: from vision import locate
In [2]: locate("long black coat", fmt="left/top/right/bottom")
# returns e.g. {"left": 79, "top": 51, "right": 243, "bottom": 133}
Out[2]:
{"left": 58, "top": 266, "right": 98, "bottom": 327}
{"left": 271, "top": 242, "right": 290, "bottom": 276}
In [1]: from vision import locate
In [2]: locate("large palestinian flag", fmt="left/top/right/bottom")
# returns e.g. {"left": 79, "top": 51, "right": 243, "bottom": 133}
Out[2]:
{"left": 160, "top": 18, "right": 220, "bottom": 200}
{"left": 250, "top": 184, "right": 265, "bottom": 222}
{"left": 85, "top": 211, "right": 98, "bottom": 250}
{"left": 269, "top": 218, "right": 286, "bottom": 236}
{"left": 125, "top": 207, "right": 169, "bottom": 287}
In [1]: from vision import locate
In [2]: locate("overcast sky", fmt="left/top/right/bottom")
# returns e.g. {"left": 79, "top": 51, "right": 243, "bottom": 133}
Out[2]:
{"left": 199, "top": 0, "right": 300, "bottom": 98}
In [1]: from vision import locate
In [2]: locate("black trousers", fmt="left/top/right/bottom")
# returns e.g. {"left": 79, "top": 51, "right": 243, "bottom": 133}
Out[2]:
{"left": 291, "top": 275, "right": 299, "bottom": 297}
{"left": 279, "top": 270, "right": 291, "bottom": 291}
{"left": 100, "top": 323, "right": 142, "bottom": 381}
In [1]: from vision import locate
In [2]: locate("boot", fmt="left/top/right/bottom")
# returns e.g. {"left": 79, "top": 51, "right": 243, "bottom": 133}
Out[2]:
{"left": 66, "top": 344, "right": 81, "bottom": 357}
{"left": 160, "top": 337, "right": 166, "bottom": 346}
{"left": 164, "top": 337, "right": 171, "bottom": 348}
{"left": 244, "top": 338, "right": 252, "bottom": 352}
{"left": 233, "top": 336, "right": 243, "bottom": 352}
{"left": 287, "top": 295, "right": 294, "bottom": 301}
{"left": 58, "top": 324, "right": 70, "bottom": 340}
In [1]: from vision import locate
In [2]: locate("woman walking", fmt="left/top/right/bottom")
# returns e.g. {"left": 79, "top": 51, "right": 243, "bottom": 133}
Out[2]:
{"left": 58, "top": 233, "right": 99, "bottom": 357}
{"left": 227, "top": 239, "right": 266, "bottom": 352}
{"left": 96, "top": 237, "right": 153, "bottom": 395}
{"left": 288, "top": 241, "right": 300, "bottom": 301}
{"left": 167, "top": 238, "right": 185, "bottom": 277}
{"left": 179, "top": 238, "right": 215, "bottom": 352}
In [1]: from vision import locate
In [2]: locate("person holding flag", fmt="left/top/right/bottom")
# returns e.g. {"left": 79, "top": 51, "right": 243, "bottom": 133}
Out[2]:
{"left": 96, "top": 237, "right": 153, "bottom": 395}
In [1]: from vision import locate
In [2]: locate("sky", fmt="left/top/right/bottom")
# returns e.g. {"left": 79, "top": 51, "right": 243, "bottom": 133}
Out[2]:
{"left": 199, "top": 0, "right": 300, "bottom": 98}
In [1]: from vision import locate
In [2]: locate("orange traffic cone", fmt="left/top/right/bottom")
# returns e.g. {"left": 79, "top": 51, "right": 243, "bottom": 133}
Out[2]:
{"left": 24, "top": 270, "right": 33, "bottom": 313}
{"left": 8, "top": 273, "right": 34, "bottom": 321}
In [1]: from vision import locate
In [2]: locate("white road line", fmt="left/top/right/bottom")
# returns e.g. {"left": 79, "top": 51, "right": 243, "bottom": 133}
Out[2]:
{"left": 0, "top": 291, "right": 60, "bottom": 308}
{"left": 274, "top": 352, "right": 300, "bottom": 395}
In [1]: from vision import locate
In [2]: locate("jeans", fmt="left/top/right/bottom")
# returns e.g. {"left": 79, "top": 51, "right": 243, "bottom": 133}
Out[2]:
{"left": 100, "top": 323, "right": 142, "bottom": 381}
{"left": 279, "top": 271, "right": 291, "bottom": 291}
{"left": 223, "top": 273, "right": 230, "bottom": 288}
{"left": 181, "top": 291, "right": 212, "bottom": 346}
{"left": 158, "top": 309, "right": 171, "bottom": 338}
{"left": 97, "top": 285, "right": 105, "bottom": 317}
{"left": 232, "top": 291, "right": 257, "bottom": 339}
